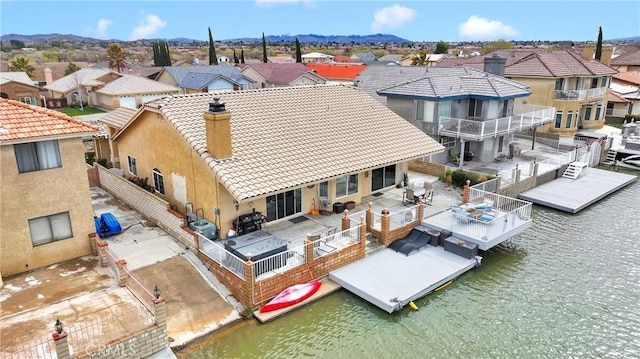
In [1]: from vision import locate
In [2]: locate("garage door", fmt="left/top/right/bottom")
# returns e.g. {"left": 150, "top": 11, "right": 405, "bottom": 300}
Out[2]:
{"left": 142, "top": 93, "right": 170, "bottom": 105}
{"left": 119, "top": 96, "right": 136, "bottom": 109}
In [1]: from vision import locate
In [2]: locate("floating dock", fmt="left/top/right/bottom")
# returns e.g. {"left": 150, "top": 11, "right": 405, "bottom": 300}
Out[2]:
{"left": 329, "top": 246, "right": 480, "bottom": 313}
{"left": 519, "top": 168, "right": 637, "bottom": 213}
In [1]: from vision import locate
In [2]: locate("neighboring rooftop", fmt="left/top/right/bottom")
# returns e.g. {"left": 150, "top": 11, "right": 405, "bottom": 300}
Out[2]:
{"left": 306, "top": 63, "right": 368, "bottom": 80}
{"left": 98, "top": 107, "right": 138, "bottom": 129}
{"left": 95, "top": 74, "right": 180, "bottom": 95}
{"left": 437, "top": 49, "right": 618, "bottom": 77}
{"left": 130, "top": 85, "right": 444, "bottom": 201}
{"left": 610, "top": 48, "right": 640, "bottom": 66}
{"left": 43, "top": 67, "right": 116, "bottom": 93}
{"left": 0, "top": 72, "right": 36, "bottom": 86}
{"left": 377, "top": 69, "right": 530, "bottom": 100}
{"left": 158, "top": 65, "right": 251, "bottom": 86}
{"left": 240, "top": 63, "right": 325, "bottom": 85}
{"left": 613, "top": 71, "right": 640, "bottom": 86}
{"left": 0, "top": 99, "right": 98, "bottom": 142}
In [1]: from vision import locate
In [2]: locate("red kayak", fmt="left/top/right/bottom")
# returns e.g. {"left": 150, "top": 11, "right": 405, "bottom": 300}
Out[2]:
{"left": 260, "top": 281, "right": 322, "bottom": 313}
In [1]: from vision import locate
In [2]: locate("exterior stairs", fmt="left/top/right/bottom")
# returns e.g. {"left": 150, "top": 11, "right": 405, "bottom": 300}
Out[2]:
{"left": 604, "top": 149, "right": 617, "bottom": 165}
{"left": 562, "top": 162, "right": 588, "bottom": 179}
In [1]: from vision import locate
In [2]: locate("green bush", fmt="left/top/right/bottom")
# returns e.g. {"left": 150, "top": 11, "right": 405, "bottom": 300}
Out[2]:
{"left": 85, "top": 152, "right": 95, "bottom": 165}
{"left": 451, "top": 169, "right": 482, "bottom": 188}
{"left": 624, "top": 114, "right": 640, "bottom": 121}
{"left": 97, "top": 158, "right": 108, "bottom": 167}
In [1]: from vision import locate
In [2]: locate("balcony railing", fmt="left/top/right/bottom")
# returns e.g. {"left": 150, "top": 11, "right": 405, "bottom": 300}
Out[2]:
{"left": 438, "top": 104, "right": 555, "bottom": 141}
{"left": 553, "top": 87, "right": 607, "bottom": 101}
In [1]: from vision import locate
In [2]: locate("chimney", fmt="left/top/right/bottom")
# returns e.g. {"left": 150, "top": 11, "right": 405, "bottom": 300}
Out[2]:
{"left": 600, "top": 47, "right": 613, "bottom": 66}
{"left": 44, "top": 67, "right": 53, "bottom": 85}
{"left": 203, "top": 98, "right": 233, "bottom": 159}
{"left": 582, "top": 44, "right": 595, "bottom": 61}
{"left": 483, "top": 53, "right": 507, "bottom": 76}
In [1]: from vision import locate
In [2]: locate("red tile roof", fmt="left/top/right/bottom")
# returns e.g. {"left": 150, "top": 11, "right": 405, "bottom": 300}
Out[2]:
{"left": 613, "top": 71, "right": 640, "bottom": 86}
{"left": 305, "top": 63, "right": 368, "bottom": 80}
{"left": 611, "top": 49, "right": 640, "bottom": 66}
{"left": 608, "top": 90, "right": 630, "bottom": 103}
{"left": 0, "top": 99, "right": 98, "bottom": 142}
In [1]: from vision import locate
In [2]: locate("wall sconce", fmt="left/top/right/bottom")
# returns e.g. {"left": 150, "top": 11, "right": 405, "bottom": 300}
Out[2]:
{"left": 54, "top": 318, "right": 64, "bottom": 334}
{"left": 154, "top": 285, "right": 161, "bottom": 299}
{"left": 233, "top": 200, "right": 239, "bottom": 211}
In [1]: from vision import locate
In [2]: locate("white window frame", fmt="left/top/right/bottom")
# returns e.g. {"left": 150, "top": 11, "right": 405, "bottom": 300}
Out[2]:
{"left": 152, "top": 168, "right": 164, "bottom": 195}
{"left": 555, "top": 110, "right": 563, "bottom": 128}
{"left": 29, "top": 212, "right": 73, "bottom": 246}
{"left": 127, "top": 155, "right": 137, "bottom": 175}
{"left": 19, "top": 96, "right": 32, "bottom": 105}
{"left": 566, "top": 111, "right": 573, "bottom": 129}
{"left": 14, "top": 140, "right": 62, "bottom": 173}
{"left": 335, "top": 174, "right": 358, "bottom": 198}
{"left": 439, "top": 136, "right": 456, "bottom": 148}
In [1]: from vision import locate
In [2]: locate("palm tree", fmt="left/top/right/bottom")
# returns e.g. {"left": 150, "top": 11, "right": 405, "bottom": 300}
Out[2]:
{"left": 106, "top": 43, "right": 126, "bottom": 73}
{"left": 411, "top": 51, "right": 428, "bottom": 66}
{"left": 9, "top": 57, "right": 36, "bottom": 79}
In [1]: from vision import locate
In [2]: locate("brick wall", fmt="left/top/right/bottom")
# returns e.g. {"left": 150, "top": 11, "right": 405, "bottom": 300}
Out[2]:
{"left": 76, "top": 325, "right": 167, "bottom": 359}
{"left": 408, "top": 159, "right": 446, "bottom": 178}
{"left": 96, "top": 164, "right": 194, "bottom": 248}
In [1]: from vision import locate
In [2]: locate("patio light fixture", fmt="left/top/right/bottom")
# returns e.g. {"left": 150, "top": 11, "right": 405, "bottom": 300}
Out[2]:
{"left": 154, "top": 284, "right": 161, "bottom": 299}
{"left": 54, "top": 318, "right": 64, "bottom": 334}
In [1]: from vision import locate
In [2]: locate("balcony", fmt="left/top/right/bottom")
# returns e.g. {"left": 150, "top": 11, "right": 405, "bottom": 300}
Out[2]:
{"left": 553, "top": 87, "right": 607, "bottom": 101}
{"left": 438, "top": 104, "right": 555, "bottom": 141}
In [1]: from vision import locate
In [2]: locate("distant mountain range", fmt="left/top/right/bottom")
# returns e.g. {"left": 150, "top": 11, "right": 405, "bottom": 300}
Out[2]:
{"left": 0, "top": 33, "right": 411, "bottom": 44}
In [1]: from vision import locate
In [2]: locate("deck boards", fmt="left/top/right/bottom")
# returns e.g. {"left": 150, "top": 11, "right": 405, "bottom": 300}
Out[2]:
{"left": 519, "top": 168, "right": 636, "bottom": 213}
{"left": 329, "top": 246, "right": 480, "bottom": 313}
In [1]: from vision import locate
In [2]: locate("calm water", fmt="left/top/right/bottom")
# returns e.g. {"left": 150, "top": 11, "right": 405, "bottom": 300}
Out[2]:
{"left": 179, "top": 168, "right": 640, "bottom": 359}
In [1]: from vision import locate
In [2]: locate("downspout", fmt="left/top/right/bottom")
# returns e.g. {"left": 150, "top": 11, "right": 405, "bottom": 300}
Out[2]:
{"left": 459, "top": 139, "right": 466, "bottom": 168}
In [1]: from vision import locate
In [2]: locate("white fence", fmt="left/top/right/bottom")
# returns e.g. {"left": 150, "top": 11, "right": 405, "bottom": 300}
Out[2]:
{"left": 197, "top": 233, "right": 245, "bottom": 280}
{"left": 254, "top": 246, "right": 306, "bottom": 280}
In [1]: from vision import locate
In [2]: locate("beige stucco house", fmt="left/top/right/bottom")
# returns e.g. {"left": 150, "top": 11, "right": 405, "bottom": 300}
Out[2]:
{"left": 94, "top": 74, "right": 180, "bottom": 110}
{"left": 43, "top": 67, "right": 121, "bottom": 108}
{"left": 111, "top": 85, "right": 444, "bottom": 238}
{"left": 0, "top": 72, "right": 41, "bottom": 105}
{"left": 0, "top": 99, "right": 98, "bottom": 282}
{"left": 237, "top": 63, "right": 326, "bottom": 88}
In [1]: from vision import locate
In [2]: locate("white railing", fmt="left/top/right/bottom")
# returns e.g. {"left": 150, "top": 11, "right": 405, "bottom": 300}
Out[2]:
{"left": 470, "top": 177, "right": 499, "bottom": 193}
{"left": 254, "top": 246, "right": 306, "bottom": 280}
{"left": 389, "top": 204, "right": 420, "bottom": 230}
{"left": 197, "top": 233, "right": 245, "bottom": 280}
{"left": 311, "top": 227, "right": 361, "bottom": 260}
{"left": 553, "top": 87, "right": 607, "bottom": 100}
{"left": 438, "top": 105, "right": 555, "bottom": 140}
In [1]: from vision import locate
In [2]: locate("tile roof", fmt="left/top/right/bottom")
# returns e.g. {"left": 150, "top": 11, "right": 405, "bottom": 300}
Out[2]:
{"left": 354, "top": 66, "right": 482, "bottom": 103}
{"left": 43, "top": 68, "right": 116, "bottom": 93}
{"left": 306, "top": 63, "right": 368, "bottom": 80}
{"left": 159, "top": 65, "right": 250, "bottom": 86}
{"left": 377, "top": 71, "right": 530, "bottom": 100}
{"left": 613, "top": 71, "right": 640, "bottom": 86}
{"left": 352, "top": 53, "right": 378, "bottom": 62}
{"left": 179, "top": 73, "right": 236, "bottom": 89}
{"left": 98, "top": 107, "right": 137, "bottom": 129}
{"left": 268, "top": 56, "right": 295, "bottom": 64}
{"left": 95, "top": 74, "right": 180, "bottom": 95}
{"left": 332, "top": 55, "right": 357, "bottom": 63}
{"left": 0, "top": 72, "right": 36, "bottom": 86}
{"left": 607, "top": 91, "right": 630, "bottom": 103}
{"left": 437, "top": 50, "right": 618, "bottom": 77}
{"left": 0, "top": 99, "right": 98, "bottom": 142}
{"left": 134, "top": 85, "right": 444, "bottom": 201}
{"left": 610, "top": 49, "right": 640, "bottom": 66}
{"left": 243, "top": 63, "right": 324, "bottom": 85}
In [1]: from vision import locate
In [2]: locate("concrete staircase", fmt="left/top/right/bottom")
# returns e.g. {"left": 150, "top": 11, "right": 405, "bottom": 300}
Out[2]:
{"left": 604, "top": 149, "right": 617, "bottom": 165}
{"left": 562, "top": 162, "right": 588, "bottom": 179}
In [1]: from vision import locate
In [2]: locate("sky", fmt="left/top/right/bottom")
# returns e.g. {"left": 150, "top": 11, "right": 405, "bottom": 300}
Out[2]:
{"left": 1, "top": 0, "right": 639, "bottom": 42}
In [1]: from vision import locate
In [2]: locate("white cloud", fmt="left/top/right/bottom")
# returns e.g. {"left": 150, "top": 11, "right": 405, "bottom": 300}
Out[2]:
{"left": 458, "top": 16, "right": 519, "bottom": 41}
{"left": 129, "top": 13, "right": 167, "bottom": 40}
{"left": 255, "top": 0, "right": 314, "bottom": 7}
{"left": 371, "top": 5, "right": 416, "bottom": 33}
{"left": 95, "top": 19, "right": 112, "bottom": 39}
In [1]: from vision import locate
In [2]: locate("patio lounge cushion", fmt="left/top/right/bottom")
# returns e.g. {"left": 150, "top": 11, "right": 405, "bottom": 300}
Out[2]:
{"left": 479, "top": 214, "right": 494, "bottom": 222}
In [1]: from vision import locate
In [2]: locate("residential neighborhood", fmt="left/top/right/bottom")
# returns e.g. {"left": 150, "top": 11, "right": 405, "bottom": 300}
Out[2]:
{"left": 1, "top": 4, "right": 639, "bottom": 357}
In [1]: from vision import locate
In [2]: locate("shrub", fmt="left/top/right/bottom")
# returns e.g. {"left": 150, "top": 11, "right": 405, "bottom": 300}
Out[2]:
{"left": 97, "top": 158, "right": 108, "bottom": 167}
{"left": 451, "top": 169, "right": 480, "bottom": 188}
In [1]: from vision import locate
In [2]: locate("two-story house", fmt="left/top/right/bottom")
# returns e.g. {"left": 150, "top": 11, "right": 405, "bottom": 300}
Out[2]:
{"left": 110, "top": 85, "right": 444, "bottom": 238}
{"left": 0, "top": 99, "right": 98, "bottom": 283}
{"left": 437, "top": 47, "right": 618, "bottom": 138}
{"left": 608, "top": 71, "right": 640, "bottom": 118}
{"left": 374, "top": 66, "right": 553, "bottom": 166}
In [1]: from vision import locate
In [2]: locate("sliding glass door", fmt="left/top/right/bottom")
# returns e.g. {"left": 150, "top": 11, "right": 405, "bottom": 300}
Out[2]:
{"left": 371, "top": 164, "right": 396, "bottom": 192}
{"left": 265, "top": 188, "right": 302, "bottom": 221}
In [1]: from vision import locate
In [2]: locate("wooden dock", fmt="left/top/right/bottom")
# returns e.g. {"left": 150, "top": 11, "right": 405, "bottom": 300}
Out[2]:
{"left": 519, "top": 167, "right": 637, "bottom": 213}
{"left": 253, "top": 278, "right": 342, "bottom": 323}
{"left": 328, "top": 246, "right": 481, "bottom": 313}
